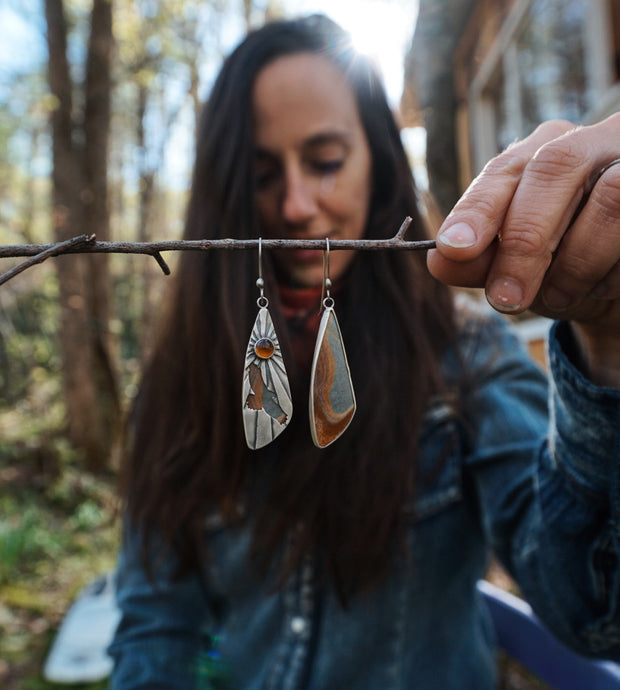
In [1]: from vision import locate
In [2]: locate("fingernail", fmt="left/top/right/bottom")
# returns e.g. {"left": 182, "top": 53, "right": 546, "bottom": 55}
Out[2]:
{"left": 543, "top": 286, "right": 573, "bottom": 311}
{"left": 438, "top": 222, "right": 476, "bottom": 248}
{"left": 487, "top": 278, "right": 524, "bottom": 312}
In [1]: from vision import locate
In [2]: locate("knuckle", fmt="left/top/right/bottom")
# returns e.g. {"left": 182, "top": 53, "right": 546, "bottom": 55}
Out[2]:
{"left": 531, "top": 118, "right": 577, "bottom": 139}
{"left": 500, "top": 223, "right": 551, "bottom": 258}
{"left": 599, "top": 111, "right": 620, "bottom": 131}
{"left": 593, "top": 169, "right": 620, "bottom": 220}
{"left": 456, "top": 152, "right": 526, "bottom": 225}
{"left": 480, "top": 151, "right": 527, "bottom": 181}
{"left": 556, "top": 253, "right": 599, "bottom": 283}
{"left": 457, "top": 189, "right": 502, "bottom": 223}
{"left": 528, "top": 139, "right": 587, "bottom": 181}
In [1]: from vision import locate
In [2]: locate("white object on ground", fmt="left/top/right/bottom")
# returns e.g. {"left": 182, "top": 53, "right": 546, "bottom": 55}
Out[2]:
{"left": 43, "top": 572, "right": 120, "bottom": 684}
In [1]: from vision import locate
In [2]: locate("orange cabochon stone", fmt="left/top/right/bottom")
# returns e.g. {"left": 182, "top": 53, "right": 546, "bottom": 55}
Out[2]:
{"left": 242, "top": 307, "right": 292, "bottom": 449}
{"left": 254, "top": 337, "right": 275, "bottom": 359}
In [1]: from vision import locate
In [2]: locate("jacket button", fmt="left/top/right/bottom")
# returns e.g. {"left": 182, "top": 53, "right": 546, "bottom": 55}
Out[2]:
{"left": 290, "top": 616, "right": 307, "bottom": 634}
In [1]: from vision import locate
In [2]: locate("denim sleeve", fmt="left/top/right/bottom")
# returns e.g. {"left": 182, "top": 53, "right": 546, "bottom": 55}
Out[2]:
{"left": 463, "top": 315, "right": 620, "bottom": 659}
{"left": 108, "top": 525, "right": 215, "bottom": 690}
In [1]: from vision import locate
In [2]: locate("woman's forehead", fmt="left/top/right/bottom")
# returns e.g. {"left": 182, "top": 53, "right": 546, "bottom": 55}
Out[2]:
{"left": 252, "top": 53, "right": 362, "bottom": 146}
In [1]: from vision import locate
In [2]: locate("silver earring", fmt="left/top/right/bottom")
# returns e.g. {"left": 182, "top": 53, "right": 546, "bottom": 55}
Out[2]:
{"left": 309, "top": 238, "right": 356, "bottom": 448}
{"left": 242, "top": 238, "right": 293, "bottom": 449}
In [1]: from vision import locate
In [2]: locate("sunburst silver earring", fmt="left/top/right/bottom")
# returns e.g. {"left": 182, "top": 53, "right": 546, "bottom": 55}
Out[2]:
{"left": 242, "top": 238, "right": 293, "bottom": 449}
{"left": 309, "top": 238, "right": 356, "bottom": 448}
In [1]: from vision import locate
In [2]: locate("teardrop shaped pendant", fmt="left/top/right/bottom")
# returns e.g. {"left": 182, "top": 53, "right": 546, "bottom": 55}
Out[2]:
{"left": 309, "top": 304, "right": 356, "bottom": 448}
{"left": 242, "top": 305, "right": 293, "bottom": 449}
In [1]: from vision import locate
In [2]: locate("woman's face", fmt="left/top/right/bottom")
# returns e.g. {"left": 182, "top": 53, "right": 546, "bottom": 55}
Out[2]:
{"left": 252, "top": 52, "right": 372, "bottom": 288}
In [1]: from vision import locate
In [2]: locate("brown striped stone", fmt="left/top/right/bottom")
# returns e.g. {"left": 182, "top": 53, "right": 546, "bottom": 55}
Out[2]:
{"left": 310, "top": 307, "right": 356, "bottom": 447}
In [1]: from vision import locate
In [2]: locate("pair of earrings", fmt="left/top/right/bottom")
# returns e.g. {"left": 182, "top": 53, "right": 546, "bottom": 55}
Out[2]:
{"left": 241, "top": 238, "right": 356, "bottom": 450}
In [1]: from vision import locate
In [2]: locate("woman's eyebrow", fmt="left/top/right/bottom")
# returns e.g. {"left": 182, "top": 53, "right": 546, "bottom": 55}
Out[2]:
{"left": 303, "top": 130, "right": 352, "bottom": 149}
{"left": 254, "top": 130, "right": 352, "bottom": 158}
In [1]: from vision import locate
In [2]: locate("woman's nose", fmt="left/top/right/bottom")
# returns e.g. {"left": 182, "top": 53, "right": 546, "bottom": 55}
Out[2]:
{"left": 282, "top": 172, "right": 317, "bottom": 224}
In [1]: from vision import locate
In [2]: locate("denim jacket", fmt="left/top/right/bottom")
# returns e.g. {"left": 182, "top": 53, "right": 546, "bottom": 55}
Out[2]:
{"left": 109, "top": 309, "right": 620, "bottom": 689}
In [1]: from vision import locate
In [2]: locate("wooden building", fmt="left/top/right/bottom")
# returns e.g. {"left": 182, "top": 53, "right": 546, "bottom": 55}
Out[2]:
{"left": 404, "top": 0, "right": 620, "bottom": 216}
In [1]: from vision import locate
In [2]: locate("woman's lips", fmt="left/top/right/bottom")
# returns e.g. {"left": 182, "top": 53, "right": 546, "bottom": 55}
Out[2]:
{"left": 287, "top": 248, "right": 324, "bottom": 264}
{"left": 285, "top": 233, "right": 335, "bottom": 263}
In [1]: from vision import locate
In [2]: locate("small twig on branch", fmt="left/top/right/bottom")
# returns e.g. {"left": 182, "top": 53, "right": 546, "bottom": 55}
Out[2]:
{"left": 0, "top": 233, "right": 96, "bottom": 287}
{"left": 0, "top": 217, "right": 435, "bottom": 286}
{"left": 153, "top": 252, "right": 171, "bottom": 276}
{"left": 394, "top": 216, "right": 411, "bottom": 240}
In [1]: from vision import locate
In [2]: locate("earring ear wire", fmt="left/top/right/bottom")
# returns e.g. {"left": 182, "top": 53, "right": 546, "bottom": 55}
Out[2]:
{"left": 320, "top": 237, "right": 332, "bottom": 308}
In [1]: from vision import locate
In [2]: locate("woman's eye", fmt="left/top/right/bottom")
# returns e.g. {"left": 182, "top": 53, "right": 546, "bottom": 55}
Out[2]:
{"left": 312, "top": 160, "right": 343, "bottom": 175}
{"left": 255, "top": 169, "right": 280, "bottom": 189}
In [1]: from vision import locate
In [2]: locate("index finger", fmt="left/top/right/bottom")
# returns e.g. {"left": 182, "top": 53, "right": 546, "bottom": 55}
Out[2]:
{"left": 430, "top": 120, "right": 583, "bottom": 306}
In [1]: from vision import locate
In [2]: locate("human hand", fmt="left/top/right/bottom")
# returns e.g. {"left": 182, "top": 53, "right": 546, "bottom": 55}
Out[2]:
{"left": 427, "top": 113, "right": 620, "bottom": 386}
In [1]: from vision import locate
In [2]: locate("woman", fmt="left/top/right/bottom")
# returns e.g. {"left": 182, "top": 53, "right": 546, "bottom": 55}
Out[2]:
{"left": 109, "top": 14, "right": 620, "bottom": 689}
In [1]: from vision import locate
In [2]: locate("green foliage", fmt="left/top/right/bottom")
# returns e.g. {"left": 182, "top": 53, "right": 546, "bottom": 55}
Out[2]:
{"left": 0, "top": 271, "right": 61, "bottom": 406}
{"left": 0, "top": 305, "right": 118, "bottom": 687}
{"left": 0, "top": 436, "right": 119, "bottom": 689}
{"left": 0, "top": 509, "right": 44, "bottom": 587}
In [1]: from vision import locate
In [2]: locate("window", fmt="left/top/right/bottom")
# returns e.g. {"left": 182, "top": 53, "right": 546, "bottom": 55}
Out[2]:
{"left": 512, "top": 0, "right": 588, "bottom": 139}
{"left": 465, "top": 0, "right": 619, "bottom": 174}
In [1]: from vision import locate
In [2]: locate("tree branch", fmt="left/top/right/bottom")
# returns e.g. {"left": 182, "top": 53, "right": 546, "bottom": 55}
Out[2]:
{"left": 0, "top": 217, "right": 435, "bottom": 285}
{"left": 0, "top": 234, "right": 96, "bottom": 287}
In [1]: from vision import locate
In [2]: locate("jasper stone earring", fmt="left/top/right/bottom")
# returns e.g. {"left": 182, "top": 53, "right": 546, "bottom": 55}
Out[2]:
{"left": 309, "top": 238, "right": 356, "bottom": 448}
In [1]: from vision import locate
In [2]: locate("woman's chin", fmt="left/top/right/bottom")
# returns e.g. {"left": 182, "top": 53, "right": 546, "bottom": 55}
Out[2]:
{"left": 274, "top": 255, "right": 324, "bottom": 288}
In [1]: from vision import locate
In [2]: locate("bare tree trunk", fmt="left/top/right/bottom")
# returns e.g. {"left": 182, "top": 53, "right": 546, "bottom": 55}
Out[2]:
{"left": 135, "top": 82, "right": 157, "bottom": 357}
{"left": 189, "top": 61, "right": 201, "bottom": 143}
{"left": 82, "top": 0, "right": 120, "bottom": 462}
{"left": 242, "top": 0, "right": 253, "bottom": 29}
{"left": 45, "top": 0, "right": 118, "bottom": 472}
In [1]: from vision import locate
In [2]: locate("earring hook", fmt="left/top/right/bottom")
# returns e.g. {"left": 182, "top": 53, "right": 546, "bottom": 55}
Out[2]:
{"left": 256, "top": 237, "right": 267, "bottom": 307}
{"left": 321, "top": 237, "right": 333, "bottom": 309}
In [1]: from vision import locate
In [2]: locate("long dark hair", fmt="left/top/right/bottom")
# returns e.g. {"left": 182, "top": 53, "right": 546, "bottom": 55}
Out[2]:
{"left": 121, "top": 15, "right": 457, "bottom": 602}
